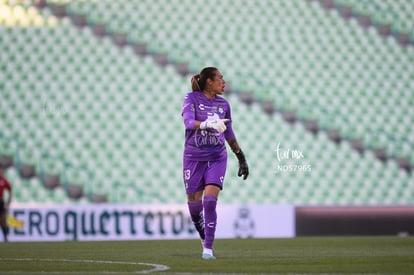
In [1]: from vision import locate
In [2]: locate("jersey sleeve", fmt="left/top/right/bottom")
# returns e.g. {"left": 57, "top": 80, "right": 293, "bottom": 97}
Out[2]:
{"left": 224, "top": 101, "right": 236, "bottom": 141}
{"left": 181, "top": 93, "right": 196, "bottom": 130}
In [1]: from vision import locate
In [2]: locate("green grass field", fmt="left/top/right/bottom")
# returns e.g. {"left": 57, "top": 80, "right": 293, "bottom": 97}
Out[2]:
{"left": 1, "top": 237, "right": 413, "bottom": 274}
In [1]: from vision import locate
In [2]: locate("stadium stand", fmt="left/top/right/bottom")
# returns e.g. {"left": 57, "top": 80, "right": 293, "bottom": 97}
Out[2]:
{"left": 333, "top": 0, "right": 414, "bottom": 44}
{"left": 53, "top": 0, "right": 414, "bottom": 166}
{"left": 1, "top": 0, "right": 413, "bottom": 205}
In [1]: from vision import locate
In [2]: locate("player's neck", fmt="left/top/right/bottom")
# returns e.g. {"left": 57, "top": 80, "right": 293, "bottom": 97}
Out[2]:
{"left": 202, "top": 89, "right": 216, "bottom": 99}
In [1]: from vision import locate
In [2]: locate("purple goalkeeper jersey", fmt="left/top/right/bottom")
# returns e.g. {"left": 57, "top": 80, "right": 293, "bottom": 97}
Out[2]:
{"left": 182, "top": 91, "right": 235, "bottom": 161}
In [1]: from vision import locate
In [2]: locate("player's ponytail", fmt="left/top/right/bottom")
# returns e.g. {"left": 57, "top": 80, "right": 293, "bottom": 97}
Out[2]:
{"left": 191, "top": 67, "right": 218, "bottom": 92}
{"left": 191, "top": 74, "right": 201, "bottom": 91}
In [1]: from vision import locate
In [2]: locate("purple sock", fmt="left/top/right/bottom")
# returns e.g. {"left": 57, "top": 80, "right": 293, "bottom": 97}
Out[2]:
{"left": 203, "top": 195, "right": 218, "bottom": 249}
{"left": 187, "top": 201, "right": 205, "bottom": 240}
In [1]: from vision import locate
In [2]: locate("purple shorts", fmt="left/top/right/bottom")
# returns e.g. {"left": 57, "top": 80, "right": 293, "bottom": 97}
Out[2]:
{"left": 183, "top": 158, "right": 227, "bottom": 194}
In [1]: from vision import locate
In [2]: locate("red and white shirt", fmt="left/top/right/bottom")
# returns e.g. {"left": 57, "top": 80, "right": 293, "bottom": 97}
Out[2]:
{"left": 0, "top": 176, "right": 11, "bottom": 200}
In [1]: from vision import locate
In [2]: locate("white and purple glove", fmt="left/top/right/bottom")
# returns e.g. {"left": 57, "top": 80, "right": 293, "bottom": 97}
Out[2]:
{"left": 200, "top": 119, "right": 229, "bottom": 133}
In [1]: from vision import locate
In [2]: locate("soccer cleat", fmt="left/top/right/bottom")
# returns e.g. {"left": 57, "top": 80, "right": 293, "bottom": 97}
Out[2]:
{"left": 202, "top": 248, "right": 216, "bottom": 260}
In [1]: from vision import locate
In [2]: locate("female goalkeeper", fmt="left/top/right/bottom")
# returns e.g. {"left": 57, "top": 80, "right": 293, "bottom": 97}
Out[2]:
{"left": 181, "top": 67, "right": 249, "bottom": 259}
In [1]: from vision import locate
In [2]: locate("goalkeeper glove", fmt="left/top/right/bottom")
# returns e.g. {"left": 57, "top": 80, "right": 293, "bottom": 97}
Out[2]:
{"left": 200, "top": 119, "right": 229, "bottom": 133}
{"left": 236, "top": 150, "right": 249, "bottom": 180}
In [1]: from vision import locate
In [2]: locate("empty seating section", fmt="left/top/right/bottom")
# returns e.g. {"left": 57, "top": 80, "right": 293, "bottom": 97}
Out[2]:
{"left": 334, "top": 0, "right": 414, "bottom": 36}
{"left": 4, "top": 167, "right": 74, "bottom": 205}
{"left": 225, "top": 99, "right": 413, "bottom": 205}
{"left": 1, "top": 0, "right": 413, "bottom": 205}
{"left": 2, "top": 2, "right": 187, "bottom": 204}
{"left": 61, "top": 0, "right": 414, "bottom": 164}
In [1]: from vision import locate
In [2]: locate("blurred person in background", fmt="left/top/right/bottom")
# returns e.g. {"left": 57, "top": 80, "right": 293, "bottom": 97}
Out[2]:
{"left": 181, "top": 67, "right": 249, "bottom": 259}
{"left": 0, "top": 164, "right": 12, "bottom": 242}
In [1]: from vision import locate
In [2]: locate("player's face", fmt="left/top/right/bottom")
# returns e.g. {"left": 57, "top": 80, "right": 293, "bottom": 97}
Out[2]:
{"left": 211, "top": 71, "right": 226, "bottom": 95}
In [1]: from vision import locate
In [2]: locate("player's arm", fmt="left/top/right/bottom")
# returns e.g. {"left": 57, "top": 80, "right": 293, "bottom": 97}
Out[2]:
{"left": 193, "top": 121, "right": 202, "bottom": 130}
{"left": 227, "top": 137, "right": 241, "bottom": 154}
{"left": 182, "top": 97, "right": 228, "bottom": 132}
{"left": 223, "top": 103, "right": 249, "bottom": 179}
{"left": 183, "top": 110, "right": 229, "bottom": 132}
{"left": 182, "top": 96, "right": 204, "bottom": 130}
{"left": 227, "top": 137, "right": 249, "bottom": 180}
{"left": 184, "top": 118, "right": 225, "bottom": 131}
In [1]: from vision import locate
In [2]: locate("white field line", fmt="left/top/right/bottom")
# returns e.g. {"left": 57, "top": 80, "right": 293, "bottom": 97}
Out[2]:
{"left": 1, "top": 258, "right": 170, "bottom": 274}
